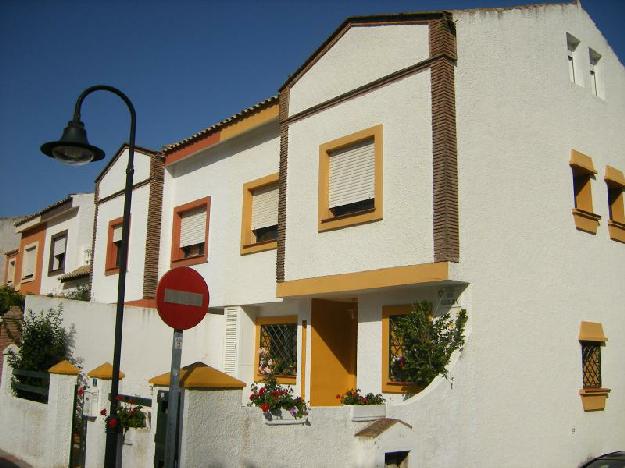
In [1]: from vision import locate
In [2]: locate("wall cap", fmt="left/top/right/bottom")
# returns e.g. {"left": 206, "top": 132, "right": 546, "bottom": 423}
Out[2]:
{"left": 149, "top": 361, "right": 246, "bottom": 389}
{"left": 87, "top": 362, "right": 125, "bottom": 380}
{"left": 48, "top": 360, "right": 80, "bottom": 375}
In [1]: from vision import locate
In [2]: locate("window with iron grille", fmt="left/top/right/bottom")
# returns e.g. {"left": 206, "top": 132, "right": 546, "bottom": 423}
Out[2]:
{"left": 581, "top": 342, "right": 601, "bottom": 388}
{"left": 389, "top": 315, "right": 409, "bottom": 383}
{"left": 255, "top": 317, "right": 297, "bottom": 382}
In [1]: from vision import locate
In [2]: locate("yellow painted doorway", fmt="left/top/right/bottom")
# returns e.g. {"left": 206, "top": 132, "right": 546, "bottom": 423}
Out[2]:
{"left": 310, "top": 299, "right": 357, "bottom": 406}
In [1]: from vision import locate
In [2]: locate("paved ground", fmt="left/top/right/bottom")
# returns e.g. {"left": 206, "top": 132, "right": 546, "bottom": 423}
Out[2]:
{"left": 0, "top": 449, "right": 31, "bottom": 468}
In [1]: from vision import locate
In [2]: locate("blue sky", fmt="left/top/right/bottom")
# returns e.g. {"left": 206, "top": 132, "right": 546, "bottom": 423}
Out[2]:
{"left": 0, "top": 0, "right": 623, "bottom": 217}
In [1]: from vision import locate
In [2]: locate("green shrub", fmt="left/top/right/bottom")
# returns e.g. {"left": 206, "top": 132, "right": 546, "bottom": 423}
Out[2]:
{"left": 7, "top": 305, "right": 75, "bottom": 402}
{"left": 0, "top": 285, "right": 24, "bottom": 315}
{"left": 391, "top": 301, "right": 467, "bottom": 390}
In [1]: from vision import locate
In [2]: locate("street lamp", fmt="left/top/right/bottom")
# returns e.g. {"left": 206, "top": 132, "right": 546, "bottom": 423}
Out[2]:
{"left": 41, "top": 85, "right": 136, "bottom": 468}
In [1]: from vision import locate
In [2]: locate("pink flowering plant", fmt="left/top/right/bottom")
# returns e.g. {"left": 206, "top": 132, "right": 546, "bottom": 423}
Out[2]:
{"left": 100, "top": 396, "right": 146, "bottom": 431}
{"left": 257, "top": 347, "right": 296, "bottom": 377}
{"left": 248, "top": 374, "right": 308, "bottom": 419}
{"left": 337, "top": 388, "right": 385, "bottom": 405}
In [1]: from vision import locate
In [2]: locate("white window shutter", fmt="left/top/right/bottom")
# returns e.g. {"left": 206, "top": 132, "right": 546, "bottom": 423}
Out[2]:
{"left": 329, "top": 138, "right": 375, "bottom": 208}
{"left": 223, "top": 306, "right": 240, "bottom": 377}
{"left": 112, "top": 225, "right": 123, "bottom": 243}
{"left": 7, "top": 259, "right": 15, "bottom": 283}
{"left": 251, "top": 185, "right": 278, "bottom": 230}
{"left": 23, "top": 247, "right": 35, "bottom": 277}
{"left": 180, "top": 207, "right": 207, "bottom": 247}
{"left": 53, "top": 236, "right": 66, "bottom": 256}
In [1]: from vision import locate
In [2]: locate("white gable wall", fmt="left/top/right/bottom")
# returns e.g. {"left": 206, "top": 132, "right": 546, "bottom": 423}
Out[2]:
{"left": 285, "top": 71, "right": 433, "bottom": 281}
{"left": 90, "top": 184, "right": 150, "bottom": 303}
{"left": 452, "top": 3, "right": 625, "bottom": 466}
{"left": 38, "top": 193, "right": 94, "bottom": 295}
{"left": 98, "top": 148, "right": 152, "bottom": 199}
{"left": 288, "top": 24, "right": 430, "bottom": 116}
{"left": 159, "top": 123, "right": 280, "bottom": 308}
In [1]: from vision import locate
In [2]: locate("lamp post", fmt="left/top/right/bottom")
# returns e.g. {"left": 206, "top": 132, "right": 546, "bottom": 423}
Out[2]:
{"left": 41, "top": 85, "right": 136, "bottom": 468}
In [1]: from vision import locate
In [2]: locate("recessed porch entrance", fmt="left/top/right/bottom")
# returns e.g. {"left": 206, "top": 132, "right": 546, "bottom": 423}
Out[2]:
{"left": 310, "top": 298, "right": 358, "bottom": 406}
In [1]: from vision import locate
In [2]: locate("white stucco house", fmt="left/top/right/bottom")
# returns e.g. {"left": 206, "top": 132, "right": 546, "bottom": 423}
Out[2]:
{"left": 63, "top": 1, "right": 625, "bottom": 466}
{"left": 3, "top": 193, "right": 95, "bottom": 296}
{"left": 89, "top": 144, "right": 163, "bottom": 305}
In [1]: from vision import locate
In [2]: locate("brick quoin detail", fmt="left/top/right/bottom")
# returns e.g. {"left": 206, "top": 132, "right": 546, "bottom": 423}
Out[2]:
{"left": 88, "top": 188, "right": 99, "bottom": 293}
{"left": 0, "top": 306, "right": 23, "bottom": 385}
{"left": 429, "top": 16, "right": 460, "bottom": 263}
{"left": 276, "top": 88, "right": 290, "bottom": 283}
{"left": 143, "top": 154, "right": 165, "bottom": 299}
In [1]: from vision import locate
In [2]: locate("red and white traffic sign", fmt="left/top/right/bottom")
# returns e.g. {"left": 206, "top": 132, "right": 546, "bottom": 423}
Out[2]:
{"left": 156, "top": 267, "right": 209, "bottom": 330}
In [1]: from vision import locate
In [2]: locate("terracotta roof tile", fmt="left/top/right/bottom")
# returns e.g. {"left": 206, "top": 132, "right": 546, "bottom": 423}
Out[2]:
{"left": 163, "top": 96, "right": 278, "bottom": 152}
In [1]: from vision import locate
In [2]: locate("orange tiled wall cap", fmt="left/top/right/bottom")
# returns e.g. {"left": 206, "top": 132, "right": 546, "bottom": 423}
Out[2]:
{"left": 87, "top": 362, "right": 125, "bottom": 380}
{"left": 48, "top": 360, "right": 80, "bottom": 375}
{"left": 578, "top": 321, "right": 607, "bottom": 342}
{"left": 149, "top": 361, "right": 246, "bottom": 389}
{"left": 149, "top": 362, "right": 208, "bottom": 387}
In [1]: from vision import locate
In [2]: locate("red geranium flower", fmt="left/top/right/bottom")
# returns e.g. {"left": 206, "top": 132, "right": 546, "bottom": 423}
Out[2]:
{"left": 115, "top": 395, "right": 123, "bottom": 401}
{"left": 107, "top": 418, "right": 118, "bottom": 429}
{"left": 77, "top": 387, "right": 85, "bottom": 396}
{"left": 100, "top": 409, "right": 107, "bottom": 416}
{"left": 259, "top": 387, "right": 266, "bottom": 396}
{"left": 336, "top": 394, "right": 341, "bottom": 399}
{"left": 260, "top": 403, "right": 270, "bottom": 413}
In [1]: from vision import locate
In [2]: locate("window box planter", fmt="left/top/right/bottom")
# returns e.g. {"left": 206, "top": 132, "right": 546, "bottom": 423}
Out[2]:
{"left": 579, "top": 388, "right": 611, "bottom": 412}
{"left": 349, "top": 404, "right": 386, "bottom": 422}
{"left": 263, "top": 410, "right": 308, "bottom": 426}
{"left": 122, "top": 427, "right": 150, "bottom": 446}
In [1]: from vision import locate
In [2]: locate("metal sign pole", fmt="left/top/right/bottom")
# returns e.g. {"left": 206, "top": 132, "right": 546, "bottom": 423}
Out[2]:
{"left": 164, "top": 329, "right": 183, "bottom": 468}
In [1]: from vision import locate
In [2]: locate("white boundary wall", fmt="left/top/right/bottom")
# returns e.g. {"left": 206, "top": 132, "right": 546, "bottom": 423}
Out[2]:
{"left": 26, "top": 295, "right": 224, "bottom": 398}
{"left": 0, "top": 348, "right": 77, "bottom": 468}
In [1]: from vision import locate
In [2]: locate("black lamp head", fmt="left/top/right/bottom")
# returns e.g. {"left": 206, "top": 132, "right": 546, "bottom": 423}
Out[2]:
{"left": 41, "top": 119, "right": 105, "bottom": 166}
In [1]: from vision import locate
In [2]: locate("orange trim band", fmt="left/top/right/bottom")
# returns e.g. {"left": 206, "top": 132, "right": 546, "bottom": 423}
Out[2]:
{"left": 277, "top": 262, "right": 449, "bottom": 298}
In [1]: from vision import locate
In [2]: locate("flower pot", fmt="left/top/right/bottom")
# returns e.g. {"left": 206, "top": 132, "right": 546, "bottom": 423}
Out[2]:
{"left": 263, "top": 409, "right": 307, "bottom": 426}
{"left": 349, "top": 404, "right": 386, "bottom": 422}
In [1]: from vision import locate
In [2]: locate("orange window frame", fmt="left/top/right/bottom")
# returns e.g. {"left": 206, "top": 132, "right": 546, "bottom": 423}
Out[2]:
{"left": 240, "top": 173, "right": 279, "bottom": 255}
{"left": 253, "top": 315, "right": 298, "bottom": 385}
{"left": 381, "top": 305, "right": 420, "bottom": 394}
{"left": 105, "top": 217, "right": 126, "bottom": 276}
{"left": 605, "top": 165, "right": 625, "bottom": 243}
{"left": 170, "top": 197, "right": 210, "bottom": 267}
{"left": 318, "top": 124, "right": 383, "bottom": 232}
{"left": 570, "top": 150, "right": 600, "bottom": 234}
{"left": 4, "top": 251, "right": 18, "bottom": 286}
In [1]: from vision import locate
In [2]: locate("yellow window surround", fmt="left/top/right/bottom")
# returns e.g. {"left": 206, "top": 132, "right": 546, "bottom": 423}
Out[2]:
{"left": 578, "top": 321, "right": 610, "bottom": 412}
{"left": 318, "top": 124, "right": 383, "bottom": 232}
{"left": 605, "top": 165, "right": 625, "bottom": 243}
{"left": 253, "top": 315, "right": 298, "bottom": 385}
{"left": 570, "top": 150, "right": 600, "bottom": 234}
{"left": 381, "top": 305, "right": 420, "bottom": 394}
{"left": 240, "top": 173, "right": 279, "bottom": 255}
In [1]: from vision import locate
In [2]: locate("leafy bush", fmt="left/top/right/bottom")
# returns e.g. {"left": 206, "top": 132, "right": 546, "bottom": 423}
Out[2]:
{"left": 337, "top": 388, "right": 385, "bottom": 405}
{"left": 391, "top": 301, "right": 467, "bottom": 389}
{"left": 7, "top": 305, "right": 74, "bottom": 402}
{"left": 63, "top": 284, "right": 91, "bottom": 302}
{"left": 0, "top": 285, "right": 24, "bottom": 315}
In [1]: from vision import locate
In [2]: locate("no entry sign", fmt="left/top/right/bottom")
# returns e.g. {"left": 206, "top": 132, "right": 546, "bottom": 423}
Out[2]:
{"left": 156, "top": 267, "right": 209, "bottom": 330}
